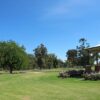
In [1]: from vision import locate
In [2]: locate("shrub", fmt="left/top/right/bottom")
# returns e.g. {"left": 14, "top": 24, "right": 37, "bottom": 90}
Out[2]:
{"left": 58, "top": 70, "right": 84, "bottom": 78}
{"left": 83, "top": 73, "right": 100, "bottom": 80}
{"left": 58, "top": 71, "right": 69, "bottom": 78}
{"left": 67, "top": 70, "right": 84, "bottom": 77}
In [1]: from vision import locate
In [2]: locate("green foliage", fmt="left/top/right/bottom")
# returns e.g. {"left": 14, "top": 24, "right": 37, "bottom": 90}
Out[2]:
{"left": 34, "top": 44, "right": 64, "bottom": 69}
{"left": 66, "top": 38, "right": 90, "bottom": 67}
{"left": 48, "top": 54, "right": 58, "bottom": 68}
{"left": 28, "top": 54, "right": 37, "bottom": 69}
{"left": 45, "top": 54, "right": 54, "bottom": 69}
{"left": 46, "top": 54, "right": 64, "bottom": 69}
{"left": 0, "top": 40, "right": 29, "bottom": 73}
{"left": 34, "top": 44, "right": 47, "bottom": 58}
{"left": 34, "top": 44, "right": 47, "bottom": 69}
{"left": 57, "top": 59, "right": 64, "bottom": 68}
{"left": 66, "top": 49, "right": 77, "bottom": 67}
{"left": 77, "top": 38, "right": 90, "bottom": 66}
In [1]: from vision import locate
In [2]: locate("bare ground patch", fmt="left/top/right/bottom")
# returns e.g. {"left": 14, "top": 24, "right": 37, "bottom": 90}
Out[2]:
{"left": 22, "top": 96, "right": 30, "bottom": 100}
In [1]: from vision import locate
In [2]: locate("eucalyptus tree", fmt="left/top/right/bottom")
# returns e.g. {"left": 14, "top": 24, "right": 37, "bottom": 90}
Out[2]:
{"left": 77, "top": 38, "right": 90, "bottom": 66}
{"left": 66, "top": 49, "right": 77, "bottom": 67}
{"left": 34, "top": 44, "right": 47, "bottom": 69}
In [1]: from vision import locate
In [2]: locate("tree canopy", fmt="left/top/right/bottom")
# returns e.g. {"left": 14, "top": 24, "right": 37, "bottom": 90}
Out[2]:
{"left": 0, "top": 41, "right": 29, "bottom": 73}
{"left": 66, "top": 38, "right": 90, "bottom": 67}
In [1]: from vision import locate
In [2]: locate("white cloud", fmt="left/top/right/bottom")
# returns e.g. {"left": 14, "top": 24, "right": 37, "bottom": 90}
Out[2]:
{"left": 96, "top": 43, "right": 100, "bottom": 46}
{"left": 42, "top": 0, "right": 97, "bottom": 19}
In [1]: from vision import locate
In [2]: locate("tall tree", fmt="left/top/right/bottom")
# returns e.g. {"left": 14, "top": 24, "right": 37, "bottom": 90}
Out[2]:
{"left": 66, "top": 49, "right": 77, "bottom": 67}
{"left": 34, "top": 44, "right": 47, "bottom": 69}
{"left": 77, "top": 38, "right": 90, "bottom": 66}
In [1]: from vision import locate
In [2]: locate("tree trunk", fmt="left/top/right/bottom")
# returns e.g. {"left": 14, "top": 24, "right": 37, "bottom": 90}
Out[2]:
{"left": 9, "top": 66, "right": 13, "bottom": 74}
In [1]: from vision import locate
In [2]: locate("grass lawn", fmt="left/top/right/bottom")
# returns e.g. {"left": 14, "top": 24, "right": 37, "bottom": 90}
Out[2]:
{"left": 0, "top": 70, "right": 100, "bottom": 100}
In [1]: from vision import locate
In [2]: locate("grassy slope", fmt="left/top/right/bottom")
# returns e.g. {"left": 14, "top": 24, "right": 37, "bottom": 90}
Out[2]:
{"left": 0, "top": 71, "right": 100, "bottom": 100}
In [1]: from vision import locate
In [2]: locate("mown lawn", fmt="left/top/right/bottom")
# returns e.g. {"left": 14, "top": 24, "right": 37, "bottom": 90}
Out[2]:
{"left": 0, "top": 70, "right": 100, "bottom": 100}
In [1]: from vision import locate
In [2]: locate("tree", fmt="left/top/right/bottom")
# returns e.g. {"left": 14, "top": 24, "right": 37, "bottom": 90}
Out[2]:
{"left": 45, "top": 54, "right": 54, "bottom": 69}
{"left": 57, "top": 59, "right": 64, "bottom": 68}
{"left": 34, "top": 44, "right": 47, "bottom": 69}
{"left": 0, "top": 40, "right": 29, "bottom": 73}
{"left": 66, "top": 49, "right": 77, "bottom": 67}
{"left": 48, "top": 54, "right": 58, "bottom": 68}
{"left": 27, "top": 54, "right": 37, "bottom": 69}
{"left": 46, "top": 53, "right": 60, "bottom": 69}
{"left": 79, "top": 38, "right": 86, "bottom": 47}
{"left": 66, "top": 38, "right": 90, "bottom": 67}
{"left": 77, "top": 38, "right": 90, "bottom": 66}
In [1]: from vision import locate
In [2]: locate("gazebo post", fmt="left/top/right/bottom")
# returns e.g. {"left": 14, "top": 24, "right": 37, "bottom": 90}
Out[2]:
{"left": 95, "top": 52, "right": 100, "bottom": 72}
{"left": 84, "top": 49, "right": 92, "bottom": 74}
{"left": 96, "top": 52, "right": 99, "bottom": 66}
{"left": 88, "top": 50, "right": 90, "bottom": 65}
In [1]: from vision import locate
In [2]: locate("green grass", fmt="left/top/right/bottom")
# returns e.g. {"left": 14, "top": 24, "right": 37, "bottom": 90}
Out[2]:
{"left": 0, "top": 70, "right": 100, "bottom": 100}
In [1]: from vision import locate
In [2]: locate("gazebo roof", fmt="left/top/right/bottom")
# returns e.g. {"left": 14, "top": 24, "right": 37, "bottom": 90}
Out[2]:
{"left": 86, "top": 44, "right": 100, "bottom": 53}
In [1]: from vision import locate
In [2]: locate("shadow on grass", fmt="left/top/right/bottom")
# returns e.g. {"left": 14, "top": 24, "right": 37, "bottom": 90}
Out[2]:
{"left": 0, "top": 70, "right": 27, "bottom": 75}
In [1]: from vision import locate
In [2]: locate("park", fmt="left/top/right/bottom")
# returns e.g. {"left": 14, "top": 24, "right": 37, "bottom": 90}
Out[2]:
{"left": 0, "top": 0, "right": 100, "bottom": 100}
{"left": 0, "top": 38, "right": 100, "bottom": 100}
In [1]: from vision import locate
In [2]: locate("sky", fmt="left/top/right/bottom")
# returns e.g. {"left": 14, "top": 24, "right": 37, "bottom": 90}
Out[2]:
{"left": 0, "top": 0, "right": 100, "bottom": 61}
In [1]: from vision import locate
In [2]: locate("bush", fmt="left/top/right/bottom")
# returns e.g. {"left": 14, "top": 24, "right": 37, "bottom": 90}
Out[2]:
{"left": 83, "top": 73, "right": 100, "bottom": 80}
{"left": 58, "top": 71, "right": 69, "bottom": 78}
{"left": 58, "top": 70, "right": 84, "bottom": 78}
{"left": 68, "top": 70, "right": 84, "bottom": 77}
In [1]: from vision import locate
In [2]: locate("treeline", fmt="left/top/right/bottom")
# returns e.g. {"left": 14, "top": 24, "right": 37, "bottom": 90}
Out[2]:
{"left": 28, "top": 44, "right": 65, "bottom": 69}
{"left": 0, "top": 38, "right": 94, "bottom": 74}
{"left": 0, "top": 41, "right": 65, "bottom": 73}
{"left": 66, "top": 38, "right": 95, "bottom": 67}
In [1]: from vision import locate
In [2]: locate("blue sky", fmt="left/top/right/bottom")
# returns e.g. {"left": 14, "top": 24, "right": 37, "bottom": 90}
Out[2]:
{"left": 0, "top": 0, "right": 100, "bottom": 60}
